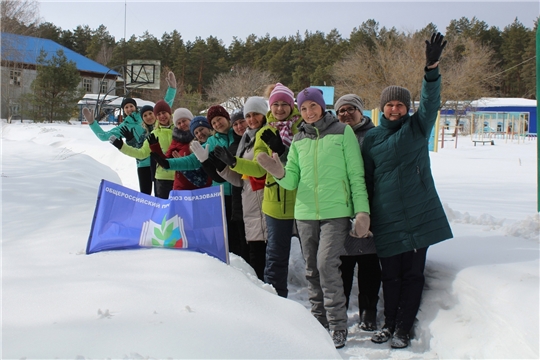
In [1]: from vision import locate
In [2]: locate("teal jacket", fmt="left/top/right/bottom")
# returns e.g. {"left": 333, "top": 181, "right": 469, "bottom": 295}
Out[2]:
{"left": 276, "top": 112, "right": 370, "bottom": 221}
{"left": 168, "top": 128, "right": 236, "bottom": 195}
{"left": 362, "top": 67, "right": 453, "bottom": 258}
{"left": 89, "top": 87, "right": 176, "bottom": 167}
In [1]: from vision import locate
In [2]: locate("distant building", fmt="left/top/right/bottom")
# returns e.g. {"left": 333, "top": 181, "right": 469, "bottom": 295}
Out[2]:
{"left": 0, "top": 32, "right": 120, "bottom": 120}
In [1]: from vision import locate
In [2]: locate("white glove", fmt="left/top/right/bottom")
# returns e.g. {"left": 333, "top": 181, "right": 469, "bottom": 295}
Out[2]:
{"left": 351, "top": 212, "right": 370, "bottom": 238}
{"left": 166, "top": 71, "right": 177, "bottom": 89}
{"left": 257, "top": 152, "right": 284, "bottom": 179}
{"left": 82, "top": 107, "right": 95, "bottom": 125}
{"left": 190, "top": 141, "right": 208, "bottom": 162}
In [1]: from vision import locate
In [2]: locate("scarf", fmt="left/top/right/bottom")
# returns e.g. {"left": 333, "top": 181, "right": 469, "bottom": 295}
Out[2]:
{"left": 269, "top": 114, "right": 300, "bottom": 147}
{"left": 172, "top": 127, "right": 194, "bottom": 143}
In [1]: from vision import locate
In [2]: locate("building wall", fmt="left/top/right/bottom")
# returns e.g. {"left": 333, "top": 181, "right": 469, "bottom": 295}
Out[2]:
{"left": 1, "top": 65, "right": 116, "bottom": 120}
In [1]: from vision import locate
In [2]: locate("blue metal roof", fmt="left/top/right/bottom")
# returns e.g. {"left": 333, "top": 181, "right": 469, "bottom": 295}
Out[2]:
{"left": 1, "top": 32, "right": 120, "bottom": 76}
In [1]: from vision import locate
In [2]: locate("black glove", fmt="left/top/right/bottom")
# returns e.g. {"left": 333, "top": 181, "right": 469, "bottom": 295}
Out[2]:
{"left": 208, "top": 151, "right": 227, "bottom": 172}
{"left": 425, "top": 32, "right": 447, "bottom": 67}
{"left": 150, "top": 152, "right": 170, "bottom": 169}
{"left": 120, "top": 127, "right": 134, "bottom": 142}
{"left": 214, "top": 146, "right": 237, "bottom": 167}
{"left": 109, "top": 135, "right": 123, "bottom": 150}
{"left": 260, "top": 128, "right": 286, "bottom": 156}
{"left": 148, "top": 133, "right": 159, "bottom": 145}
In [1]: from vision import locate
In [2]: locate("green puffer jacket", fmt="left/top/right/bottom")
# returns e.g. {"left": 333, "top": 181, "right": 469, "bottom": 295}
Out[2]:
{"left": 362, "top": 67, "right": 453, "bottom": 258}
{"left": 89, "top": 87, "right": 176, "bottom": 168}
{"left": 231, "top": 107, "right": 303, "bottom": 219}
{"left": 275, "top": 112, "right": 370, "bottom": 221}
{"left": 119, "top": 122, "right": 176, "bottom": 181}
{"left": 168, "top": 128, "right": 235, "bottom": 196}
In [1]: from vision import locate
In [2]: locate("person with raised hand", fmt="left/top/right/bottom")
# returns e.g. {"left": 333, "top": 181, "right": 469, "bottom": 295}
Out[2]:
{"left": 111, "top": 100, "right": 176, "bottom": 199}
{"left": 82, "top": 71, "right": 177, "bottom": 195}
{"left": 363, "top": 32, "right": 451, "bottom": 349}
{"left": 257, "top": 87, "right": 370, "bottom": 350}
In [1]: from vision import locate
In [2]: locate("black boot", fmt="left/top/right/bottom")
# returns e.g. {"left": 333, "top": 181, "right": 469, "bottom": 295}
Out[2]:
{"left": 359, "top": 309, "right": 377, "bottom": 331}
{"left": 371, "top": 324, "right": 394, "bottom": 344}
{"left": 332, "top": 329, "right": 348, "bottom": 349}
{"left": 390, "top": 328, "right": 410, "bottom": 349}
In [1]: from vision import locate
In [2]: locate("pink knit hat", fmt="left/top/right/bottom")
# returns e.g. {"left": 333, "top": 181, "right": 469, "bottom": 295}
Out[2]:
{"left": 269, "top": 83, "right": 295, "bottom": 109}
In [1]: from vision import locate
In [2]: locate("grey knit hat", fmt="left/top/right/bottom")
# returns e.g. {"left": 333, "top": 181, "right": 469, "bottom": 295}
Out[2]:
{"left": 380, "top": 86, "right": 411, "bottom": 112}
{"left": 335, "top": 94, "right": 365, "bottom": 113}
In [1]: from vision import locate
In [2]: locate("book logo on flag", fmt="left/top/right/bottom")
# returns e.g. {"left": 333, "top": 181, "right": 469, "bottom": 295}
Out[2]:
{"left": 139, "top": 215, "right": 188, "bottom": 249}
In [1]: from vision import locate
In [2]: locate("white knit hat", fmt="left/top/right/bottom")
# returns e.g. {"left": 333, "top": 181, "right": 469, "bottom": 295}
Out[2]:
{"left": 243, "top": 97, "right": 268, "bottom": 117}
{"left": 172, "top": 108, "right": 194, "bottom": 125}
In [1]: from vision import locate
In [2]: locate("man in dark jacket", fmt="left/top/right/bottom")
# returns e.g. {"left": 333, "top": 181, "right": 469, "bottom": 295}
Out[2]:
{"left": 362, "top": 33, "right": 453, "bottom": 349}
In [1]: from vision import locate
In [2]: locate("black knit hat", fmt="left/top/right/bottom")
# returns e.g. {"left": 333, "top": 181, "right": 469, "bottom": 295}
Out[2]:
{"left": 140, "top": 105, "right": 153, "bottom": 115}
{"left": 230, "top": 108, "right": 245, "bottom": 123}
{"left": 380, "top": 86, "right": 411, "bottom": 112}
{"left": 121, "top": 97, "right": 137, "bottom": 110}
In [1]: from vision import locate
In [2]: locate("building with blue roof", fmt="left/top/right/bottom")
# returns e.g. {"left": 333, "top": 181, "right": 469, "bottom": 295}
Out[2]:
{"left": 1, "top": 32, "right": 120, "bottom": 120}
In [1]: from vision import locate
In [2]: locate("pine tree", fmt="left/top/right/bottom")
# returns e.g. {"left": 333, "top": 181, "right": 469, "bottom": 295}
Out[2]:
{"left": 23, "top": 49, "right": 83, "bottom": 122}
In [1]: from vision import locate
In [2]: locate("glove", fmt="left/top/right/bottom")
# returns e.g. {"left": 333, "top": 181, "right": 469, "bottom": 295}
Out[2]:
{"left": 425, "top": 32, "right": 447, "bottom": 67}
{"left": 166, "top": 71, "right": 177, "bottom": 89}
{"left": 256, "top": 152, "right": 284, "bottom": 179}
{"left": 82, "top": 107, "right": 95, "bottom": 125}
{"left": 351, "top": 212, "right": 370, "bottom": 238}
{"left": 190, "top": 141, "right": 209, "bottom": 163}
{"left": 148, "top": 133, "right": 159, "bottom": 145}
{"left": 150, "top": 152, "right": 170, "bottom": 169}
{"left": 120, "top": 127, "right": 134, "bottom": 142}
{"left": 208, "top": 151, "right": 227, "bottom": 172}
{"left": 260, "top": 129, "right": 286, "bottom": 156}
{"left": 214, "top": 146, "right": 237, "bottom": 167}
{"left": 109, "top": 135, "right": 123, "bottom": 150}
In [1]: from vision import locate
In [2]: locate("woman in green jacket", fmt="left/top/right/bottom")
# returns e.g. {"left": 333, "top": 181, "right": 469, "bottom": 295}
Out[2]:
{"left": 257, "top": 87, "right": 370, "bottom": 349}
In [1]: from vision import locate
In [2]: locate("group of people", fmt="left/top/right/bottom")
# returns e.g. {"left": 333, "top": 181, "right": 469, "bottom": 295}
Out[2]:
{"left": 83, "top": 33, "right": 453, "bottom": 350}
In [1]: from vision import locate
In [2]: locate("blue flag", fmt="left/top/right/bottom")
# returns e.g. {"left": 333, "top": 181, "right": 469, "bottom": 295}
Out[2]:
{"left": 87, "top": 180, "right": 229, "bottom": 264}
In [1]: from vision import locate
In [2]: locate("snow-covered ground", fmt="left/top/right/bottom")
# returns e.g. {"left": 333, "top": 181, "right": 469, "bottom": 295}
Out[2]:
{"left": 2, "top": 121, "right": 538, "bottom": 359}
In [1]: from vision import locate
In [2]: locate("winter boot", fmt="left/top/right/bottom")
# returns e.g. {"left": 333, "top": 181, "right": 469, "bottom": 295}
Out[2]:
{"left": 332, "top": 329, "right": 348, "bottom": 349}
{"left": 371, "top": 325, "right": 394, "bottom": 344}
{"left": 359, "top": 309, "right": 377, "bottom": 331}
{"left": 390, "top": 328, "right": 410, "bottom": 349}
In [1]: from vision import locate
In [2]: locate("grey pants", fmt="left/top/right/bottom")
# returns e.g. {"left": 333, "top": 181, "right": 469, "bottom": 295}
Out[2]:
{"left": 297, "top": 218, "right": 349, "bottom": 331}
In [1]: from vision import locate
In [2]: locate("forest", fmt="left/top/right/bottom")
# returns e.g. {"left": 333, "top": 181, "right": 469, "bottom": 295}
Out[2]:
{"left": 2, "top": 0, "right": 538, "bottom": 115}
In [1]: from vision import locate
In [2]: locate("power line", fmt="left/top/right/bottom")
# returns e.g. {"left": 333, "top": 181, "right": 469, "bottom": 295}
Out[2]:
{"left": 483, "top": 55, "right": 536, "bottom": 80}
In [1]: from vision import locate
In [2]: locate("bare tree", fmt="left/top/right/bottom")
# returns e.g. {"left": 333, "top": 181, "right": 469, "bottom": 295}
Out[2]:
{"left": 1, "top": 0, "right": 40, "bottom": 35}
{"left": 332, "top": 31, "right": 500, "bottom": 134}
{"left": 441, "top": 38, "right": 500, "bottom": 135}
{"left": 206, "top": 67, "right": 277, "bottom": 110}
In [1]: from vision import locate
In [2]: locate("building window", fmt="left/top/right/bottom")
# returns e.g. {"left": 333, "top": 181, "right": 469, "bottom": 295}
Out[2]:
{"left": 83, "top": 78, "right": 92, "bottom": 92}
{"left": 9, "top": 70, "right": 21, "bottom": 86}
{"left": 100, "top": 81, "right": 108, "bottom": 94}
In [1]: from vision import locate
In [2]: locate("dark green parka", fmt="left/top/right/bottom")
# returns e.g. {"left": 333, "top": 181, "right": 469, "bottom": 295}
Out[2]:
{"left": 362, "top": 67, "right": 453, "bottom": 258}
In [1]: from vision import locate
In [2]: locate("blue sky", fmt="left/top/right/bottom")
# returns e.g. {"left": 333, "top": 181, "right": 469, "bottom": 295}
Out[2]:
{"left": 39, "top": 1, "right": 539, "bottom": 45}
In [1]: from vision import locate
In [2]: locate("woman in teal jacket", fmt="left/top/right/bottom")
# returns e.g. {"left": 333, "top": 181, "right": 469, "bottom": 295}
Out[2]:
{"left": 83, "top": 72, "right": 177, "bottom": 195}
{"left": 363, "top": 33, "right": 453, "bottom": 349}
{"left": 257, "top": 88, "right": 370, "bottom": 350}
{"left": 112, "top": 100, "right": 176, "bottom": 199}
